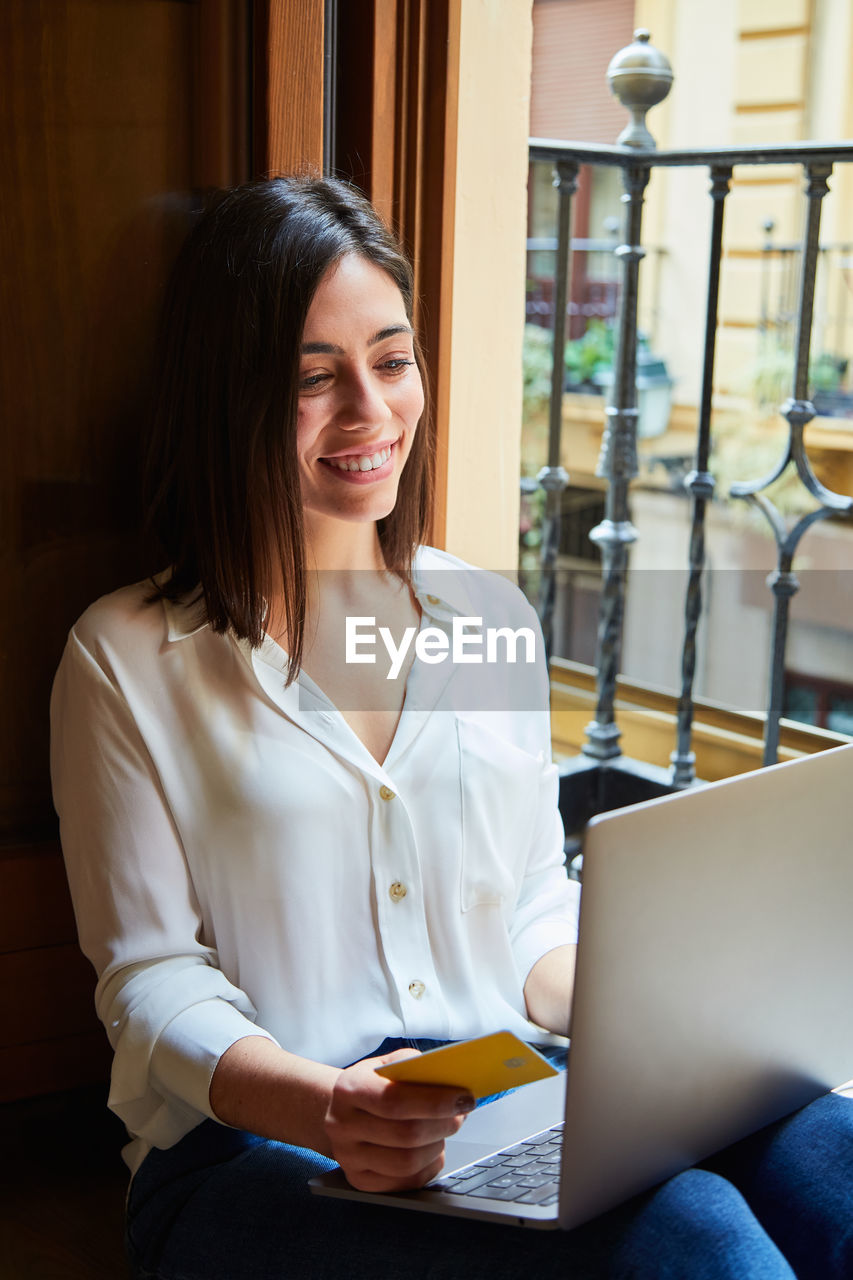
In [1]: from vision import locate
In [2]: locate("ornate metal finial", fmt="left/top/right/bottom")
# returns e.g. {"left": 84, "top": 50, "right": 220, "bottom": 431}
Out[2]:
{"left": 607, "top": 29, "right": 673, "bottom": 149}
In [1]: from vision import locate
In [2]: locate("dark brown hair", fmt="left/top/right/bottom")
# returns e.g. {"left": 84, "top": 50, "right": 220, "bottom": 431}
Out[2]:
{"left": 144, "top": 175, "right": 433, "bottom": 680}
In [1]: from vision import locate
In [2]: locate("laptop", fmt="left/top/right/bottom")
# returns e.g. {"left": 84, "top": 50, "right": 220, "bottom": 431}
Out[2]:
{"left": 311, "top": 742, "right": 853, "bottom": 1230}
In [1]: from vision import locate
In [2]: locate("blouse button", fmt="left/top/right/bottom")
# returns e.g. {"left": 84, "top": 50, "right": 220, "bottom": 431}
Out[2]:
{"left": 408, "top": 980, "right": 426, "bottom": 1000}
{"left": 379, "top": 785, "right": 395, "bottom": 801}
{"left": 389, "top": 881, "right": 407, "bottom": 903}
{"left": 426, "top": 595, "right": 440, "bottom": 606}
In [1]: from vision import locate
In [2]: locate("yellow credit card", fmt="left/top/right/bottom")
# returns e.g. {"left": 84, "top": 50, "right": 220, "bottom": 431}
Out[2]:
{"left": 374, "top": 1031, "right": 559, "bottom": 1099}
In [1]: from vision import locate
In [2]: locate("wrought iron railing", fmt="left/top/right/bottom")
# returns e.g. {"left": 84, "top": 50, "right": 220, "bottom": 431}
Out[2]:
{"left": 526, "top": 234, "right": 640, "bottom": 335}
{"left": 529, "top": 30, "right": 853, "bottom": 832}
{"left": 757, "top": 232, "right": 853, "bottom": 415}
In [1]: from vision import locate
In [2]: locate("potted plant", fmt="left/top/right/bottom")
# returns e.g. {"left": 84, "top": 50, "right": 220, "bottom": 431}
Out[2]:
{"left": 564, "top": 319, "right": 615, "bottom": 392}
{"left": 573, "top": 324, "right": 674, "bottom": 438}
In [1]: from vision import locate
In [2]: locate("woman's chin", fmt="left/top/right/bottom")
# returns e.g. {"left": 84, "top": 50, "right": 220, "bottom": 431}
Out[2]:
{"left": 303, "top": 492, "right": 401, "bottom": 538}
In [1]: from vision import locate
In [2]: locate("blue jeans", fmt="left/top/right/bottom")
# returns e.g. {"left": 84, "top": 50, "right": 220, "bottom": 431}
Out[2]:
{"left": 126, "top": 1039, "right": 853, "bottom": 1279}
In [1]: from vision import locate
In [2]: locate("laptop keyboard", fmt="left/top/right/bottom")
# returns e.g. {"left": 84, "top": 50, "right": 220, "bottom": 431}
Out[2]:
{"left": 428, "top": 1122, "right": 563, "bottom": 1206}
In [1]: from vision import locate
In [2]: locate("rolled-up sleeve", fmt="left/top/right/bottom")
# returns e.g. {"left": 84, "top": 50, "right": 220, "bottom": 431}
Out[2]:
{"left": 487, "top": 590, "right": 580, "bottom": 985}
{"left": 508, "top": 751, "right": 581, "bottom": 986}
{"left": 50, "top": 631, "right": 277, "bottom": 1157}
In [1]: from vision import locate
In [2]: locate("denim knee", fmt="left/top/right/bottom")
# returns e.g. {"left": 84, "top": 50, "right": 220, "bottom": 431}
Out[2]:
{"left": 705, "top": 1093, "right": 853, "bottom": 1280}
{"left": 609, "top": 1168, "right": 795, "bottom": 1280}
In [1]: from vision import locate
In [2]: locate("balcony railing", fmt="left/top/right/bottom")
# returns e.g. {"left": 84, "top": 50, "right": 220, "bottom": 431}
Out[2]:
{"left": 757, "top": 232, "right": 853, "bottom": 416}
{"left": 528, "top": 31, "right": 853, "bottom": 838}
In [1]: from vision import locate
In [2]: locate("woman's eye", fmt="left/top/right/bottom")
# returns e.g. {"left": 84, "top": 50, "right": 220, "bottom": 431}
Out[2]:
{"left": 299, "top": 372, "right": 331, "bottom": 390}
{"left": 379, "top": 358, "right": 416, "bottom": 374}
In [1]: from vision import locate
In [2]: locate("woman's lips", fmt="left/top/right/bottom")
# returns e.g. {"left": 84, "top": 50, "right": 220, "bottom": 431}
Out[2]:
{"left": 323, "top": 443, "right": 392, "bottom": 472}
{"left": 319, "top": 441, "right": 396, "bottom": 483}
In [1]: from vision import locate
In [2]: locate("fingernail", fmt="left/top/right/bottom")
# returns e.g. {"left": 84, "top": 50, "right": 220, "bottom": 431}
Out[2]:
{"left": 456, "top": 1095, "right": 476, "bottom": 1113}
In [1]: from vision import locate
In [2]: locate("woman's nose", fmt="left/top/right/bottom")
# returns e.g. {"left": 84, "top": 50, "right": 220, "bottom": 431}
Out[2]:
{"left": 338, "top": 371, "right": 392, "bottom": 428}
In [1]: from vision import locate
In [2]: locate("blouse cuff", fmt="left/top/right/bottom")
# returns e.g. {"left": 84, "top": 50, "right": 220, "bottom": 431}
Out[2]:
{"left": 100, "top": 957, "right": 280, "bottom": 1150}
{"left": 149, "top": 998, "right": 280, "bottom": 1124}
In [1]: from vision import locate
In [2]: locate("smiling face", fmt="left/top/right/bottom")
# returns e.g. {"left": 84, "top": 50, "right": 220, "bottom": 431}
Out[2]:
{"left": 296, "top": 253, "right": 425, "bottom": 540}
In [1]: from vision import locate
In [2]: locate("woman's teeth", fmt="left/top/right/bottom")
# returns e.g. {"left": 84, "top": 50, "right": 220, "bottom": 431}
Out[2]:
{"left": 328, "top": 446, "right": 391, "bottom": 472}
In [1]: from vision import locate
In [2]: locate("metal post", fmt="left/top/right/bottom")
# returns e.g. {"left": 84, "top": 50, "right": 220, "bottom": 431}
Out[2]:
{"left": 835, "top": 243, "right": 851, "bottom": 361}
{"left": 537, "top": 160, "right": 578, "bottom": 659}
{"left": 583, "top": 162, "right": 650, "bottom": 761}
{"left": 758, "top": 217, "right": 775, "bottom": 355}
{"left": 730, "top": 162, "right": 852, "bottom": 764}
{"left": 671, "top": 165, "right": 731, "bottom": 787}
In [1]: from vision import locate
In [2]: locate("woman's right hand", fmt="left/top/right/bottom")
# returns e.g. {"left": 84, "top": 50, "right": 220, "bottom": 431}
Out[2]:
{"left": 324, "top": 1048, "right": 475, "bottom": 1191}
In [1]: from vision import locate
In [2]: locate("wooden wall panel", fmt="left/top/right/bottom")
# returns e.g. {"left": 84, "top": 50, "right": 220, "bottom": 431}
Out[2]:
{"left": 195, "top": 0, "right": 252, "bottom": 187}
{"left": 0, "top": 1031, "right": 112, "bottom": 1104}
{"left": 0, "top": 844, "right": 76, "bottom": 954}
{"left": 1, "top": 1, "right": 195, "bottom": 843}
{"left": 0, "top": 0, "right": 252, "bottom": 1101}
{"left": 0, "top": 851, "right": 110, "bottom": 1100}
{"left": 253, "top": 0, "right": 325, "bottom": 174}
{"left": 0, "top": 945, "right": 99, "bottom": 1050}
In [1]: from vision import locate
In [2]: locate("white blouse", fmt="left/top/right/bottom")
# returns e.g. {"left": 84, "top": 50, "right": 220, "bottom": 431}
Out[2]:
{"left": 50, "top": 546, "right": 580, "bottom": 1173}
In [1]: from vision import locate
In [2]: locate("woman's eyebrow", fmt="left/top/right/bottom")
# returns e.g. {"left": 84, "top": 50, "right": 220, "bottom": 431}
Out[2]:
{"left": 368, "top": 324, "right": 414, "bottom": 345}
{"left": 301, "top": 341, "right": 344, "bottom": 355}
{"left": 300, "top": 325, "right": 413, "bottom": 356}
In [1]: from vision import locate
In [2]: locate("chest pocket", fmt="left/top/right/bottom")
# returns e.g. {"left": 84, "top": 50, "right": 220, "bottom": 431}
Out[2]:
{"left": 457, "top": 717, "right": 543, "bottom": 911}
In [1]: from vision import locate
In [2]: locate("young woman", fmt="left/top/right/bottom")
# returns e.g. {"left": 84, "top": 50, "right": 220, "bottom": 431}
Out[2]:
{"left": 51, "top": 177, "right": 853, "bottom": 1279}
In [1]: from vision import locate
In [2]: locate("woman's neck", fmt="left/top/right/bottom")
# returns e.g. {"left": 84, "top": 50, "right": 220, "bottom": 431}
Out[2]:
{"left": 265, "top": 518, "right": 392, "bottom": 648}
{"left": 304, "top": 515, "right": 385, "bottom": 573}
